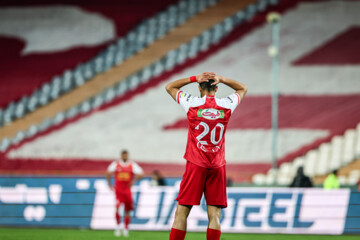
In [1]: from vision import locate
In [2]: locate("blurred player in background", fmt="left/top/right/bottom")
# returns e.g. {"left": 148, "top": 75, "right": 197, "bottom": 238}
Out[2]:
{"left": 106, "top": 150, "right": 144, "bottom": 237}
{"left": 165, "top": 72, "right": 247, "bottom": 240}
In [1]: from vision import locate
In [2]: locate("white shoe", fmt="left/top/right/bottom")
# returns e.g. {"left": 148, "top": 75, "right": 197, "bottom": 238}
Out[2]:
{"left": 123, "top": 229, "right": 129, "bottom": 237}
{"left": 114, "top": 229, "right": 121, "bottom": 237}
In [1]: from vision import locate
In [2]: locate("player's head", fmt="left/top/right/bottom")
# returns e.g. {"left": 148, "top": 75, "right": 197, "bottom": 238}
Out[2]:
{"left": 198, "top": 79, "right": 218, "bottom": 96}
{"left": 121, "top": 150, "right": 128, "bottom": 161}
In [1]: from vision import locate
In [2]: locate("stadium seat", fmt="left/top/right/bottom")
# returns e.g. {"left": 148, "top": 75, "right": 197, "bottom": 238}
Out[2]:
{"left": 114, "top": 38, "right": 126, "bottom": 65}
{"left": 200, "top": 30, "right": 211, "bottom": 51}
{"left": 252, "top": 173, "right": 266, "bottom": 185}
{"left": 0, "top": 138, "right": 10, "bottom": 152}
{"left": 166, "top": 6, "right": 178, "bottom": 29}
{"left": 355, "top": 123, "right": 360, "bottom": 158}
{"left": 329, "top": 136, "right": 344, "bottom": 171}
{"left": 39, "top": 84, "right": 51, "bottom": 106}
{"left": 80, "top": 101, "right": 91, "bottom": 114}
{"left": 0, "top": 109, "right": 3, "bottom": 126}
{"left": 93, "top": 56, "right": 105, "bottom": 74}
{"left": 139, "top": 66, "right": 151, "bottom": 84}
{"left": 50, "top": 77, "right": 62, "bottom": 100}
{"left": 233, "top": 10, "right": 245, "bottom": 25}
{"left": 65, "top": 106, "right": 79, "bottom": 119}
{"left": 304, "top": 150, "right": 317, "bottom": 177}
{"left": 212, "top": 23, "right": 224, "bottom": 44}
{"left": 189, "top": 37, "right": 200, "bottom": 59}
{"left": 54, "top": 112, "right": 65, "bottom": 125}
{"left": 104, "top": 88, "right": 116, "bottom": 104}
{"left": 343, "top": 129, "right": 356, "bottom": 164}
{"left": 223, "top": 17, "right": 235, "bottom": 34}
{"left": 74, "top": 68, "right": 86, "bottom": 87}
{"left": 26, "top": 125, "right": 39, "bottom": 138}
{"left": 279, "top": 162, "right": 292, "bottom": 177}
{"left": 316, "top": 143, "right": 331, "bottom": 175}
{"left": 3, "top": 102, "right": 15, "bottom": 125}
{"left": 165, "top": 50, "right": 177, "bottom": 71}
{"left": 338, "top": 175, "right": 347, "bottom": 186}
{"left": 245, "top": 4, "right": 257, "bottom": 20}
{"left": 265, "top": 173, "right": 276, "bottom": 185}
{"left": 257, "top": 0, "right": 268, "bottom": 12}
{"left": 39, "top": 118, "right": 52, "bottom": 132}
{"left": 348, "top": 175, "right": 359, "bottom": 186}
{"left": 60, "top": 70, "right": 74, "bottom": 93}
{"left": 290, "top": 157, "right": 305, "bottom": 177}
{"left": 265, "top": 168, "right": 277, "bottom": 185}
{"left": 176, "top": 44, "right": 189, "bottom": 64}
{"left": 276, "top": 175, "right": 291, "bottom": 186}
{"left": 15, "top": 97, "right": 27, "bottom": 119}
{"left": 82, "top": 63, "right": 94, "bottom": 80}
{"left": 104, "top": 46, "right": 116, "bottom": 71}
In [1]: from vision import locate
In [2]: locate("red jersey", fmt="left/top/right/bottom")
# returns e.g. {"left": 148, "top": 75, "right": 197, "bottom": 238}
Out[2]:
{"left": 107, "top": 160, "right": 143, "bottom": 193}
{"left": 176, "top": 90, "right": 241, "bottom": 169}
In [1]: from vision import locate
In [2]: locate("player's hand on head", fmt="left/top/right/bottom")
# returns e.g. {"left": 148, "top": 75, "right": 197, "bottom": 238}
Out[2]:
{"left": 197, "top": 73, "right": 209, "bottom": 83}
{"left": 197, "top": 72, "right": 216, "bottom": 83}
{"left": 211, "top": 75, "right": 221, "bottom": 85}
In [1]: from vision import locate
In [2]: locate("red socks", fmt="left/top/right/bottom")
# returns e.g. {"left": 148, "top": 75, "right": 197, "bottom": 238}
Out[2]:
{"left": 207, "top": 228, "right": 221, "bottom": 240}
{"left": 169, "top": 227, "right": 219, "bottom": 240}
{"left": 169, "top": 228, "right": 186, "bottom": 240}
{"left": 115, "top": 212, "right": 120, "bottom": 225}
{"left": 124, "top": 216, "right": 130, "bottom": 229}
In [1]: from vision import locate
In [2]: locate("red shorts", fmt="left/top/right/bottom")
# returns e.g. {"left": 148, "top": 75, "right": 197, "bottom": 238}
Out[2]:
{"left": 176, "top": 161, "right": 227, "bottom": 208}
{"left": 115, "top": 190, "right": 133, "bottom": 211}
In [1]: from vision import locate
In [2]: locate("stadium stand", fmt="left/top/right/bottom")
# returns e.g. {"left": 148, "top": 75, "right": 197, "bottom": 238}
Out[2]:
{"left": 1, "top": 0, "right": 360, "bottom": 185}
{"left": 253, "top": 123, "right": 360, "bottom": 186}
{"left": 0, "top": 0, "right": 217, "bottom": 126}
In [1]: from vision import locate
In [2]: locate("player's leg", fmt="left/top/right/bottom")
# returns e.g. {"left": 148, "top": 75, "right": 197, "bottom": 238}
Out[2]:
{"left": 172, "top": 203, "right": 192, "bottom": 230}
{"left": 123, "top": 210, "right": 131, "bottom": 237}
{"left": 122, "top": 192, "right": 134, "bottom": 237}
{"left": 206, "top": 205, "right": 222, "bottom": 240}
{"left": 170, "top": 161, "right": 207, "bottom": 240}
{"left": 114, "top": 198, "right": 122, "bottom": 237}
{"left": 204, "top": 165, "right": 227, "bottom": 240}
{"left": 170, "top": 204, "right": 192, "bottom": 240}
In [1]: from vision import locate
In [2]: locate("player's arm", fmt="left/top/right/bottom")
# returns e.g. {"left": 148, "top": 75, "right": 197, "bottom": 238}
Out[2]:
{"left": 213, "top": 75, "right": 248, "bottom": 101}
{"left": 165, "top": 72, "right": 213, "bottom": 101}
{"left": 106, "top": 171, "right": 114, "bottom": 190}
{"left": 134, "top": 173, "right": 144, "bottom": 182}
{"left": 106, "top": 162, "right": 116, "bottom": 190}
{"left": 129, "top": 162, "right": 144, "bottom": 187}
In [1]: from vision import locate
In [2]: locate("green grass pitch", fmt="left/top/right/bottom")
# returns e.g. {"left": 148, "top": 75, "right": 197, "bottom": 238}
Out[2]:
{"left": 1, "top": 228, "right": 359, "bottom": 240}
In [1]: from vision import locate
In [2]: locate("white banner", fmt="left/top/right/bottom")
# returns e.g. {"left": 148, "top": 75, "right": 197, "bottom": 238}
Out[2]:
{"left": 90, "top": 180, "right": 350, "bottom": 234}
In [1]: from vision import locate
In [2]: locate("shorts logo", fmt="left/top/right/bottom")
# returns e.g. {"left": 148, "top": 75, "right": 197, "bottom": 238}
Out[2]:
{"left": 197, "top": 109, "right": 224, "bottom": 120}
{"left": 180, "top": 92, "right": 187, "bottom": 98}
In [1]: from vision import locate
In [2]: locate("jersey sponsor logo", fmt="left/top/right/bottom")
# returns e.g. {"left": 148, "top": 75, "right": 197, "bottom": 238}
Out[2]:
{"left": 197, "top": 109, "right": 224, "bottom": 120}
{"left": 117, "top": 172, "right": 131, "bottom": 181}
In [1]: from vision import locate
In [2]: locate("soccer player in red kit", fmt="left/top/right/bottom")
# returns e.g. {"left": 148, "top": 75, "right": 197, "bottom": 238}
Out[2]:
{"left": 165, "top": 72, "right": 247, "bottom": 240}
{"left": 106, "top": 150, "right": 144, "bottom": 237}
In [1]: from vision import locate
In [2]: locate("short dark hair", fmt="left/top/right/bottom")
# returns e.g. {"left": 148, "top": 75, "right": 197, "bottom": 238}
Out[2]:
{"left": 121, "top": 150, "right": 128, "bottom": 155}
{"left": 199, "top": 79, "right": 217, "bottom": 92}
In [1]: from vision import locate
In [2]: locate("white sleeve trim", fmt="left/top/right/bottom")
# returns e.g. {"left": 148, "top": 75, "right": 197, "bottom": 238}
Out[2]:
{"left": 234, "top": 92, "right": 241, "bottom": 104}
{"left": 107, "top": 161, "right": 117, "bottom": 173}
{"left": 132, "top": 162, "right": 144, "bottom": 175}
